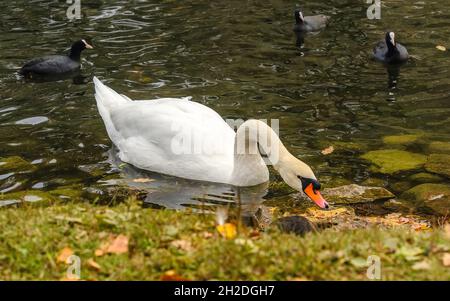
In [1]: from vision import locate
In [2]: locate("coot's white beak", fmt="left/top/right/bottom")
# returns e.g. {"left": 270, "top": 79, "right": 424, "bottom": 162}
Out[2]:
{"left": 82, "top": 39, "right": 94, "bottom": 49}
{"left": 389, "top": 32, "right": 395, "bottom": 45}
{"left": 299, "top": 11, "right": 304, "bottom": 21}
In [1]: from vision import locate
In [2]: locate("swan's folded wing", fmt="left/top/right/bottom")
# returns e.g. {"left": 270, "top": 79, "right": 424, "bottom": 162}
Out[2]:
{"left": 107, "top": 99, "right": 236, "bottom": 183}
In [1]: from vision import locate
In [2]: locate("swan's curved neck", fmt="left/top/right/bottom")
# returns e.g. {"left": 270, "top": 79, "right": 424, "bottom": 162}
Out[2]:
{"left": 229, "top": 120, "right": 290, "bottom": 186}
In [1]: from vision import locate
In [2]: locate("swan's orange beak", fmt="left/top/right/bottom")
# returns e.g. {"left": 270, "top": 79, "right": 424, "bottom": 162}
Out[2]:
{"left": 304, "top": 183, "right": 329, "bottom": 209}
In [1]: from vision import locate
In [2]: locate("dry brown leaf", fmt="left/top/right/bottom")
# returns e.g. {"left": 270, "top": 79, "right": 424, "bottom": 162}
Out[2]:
{"left": 160, "top": 270, "right": 190, "bottom": 281}
{"left": 60, "top": 275, "right": 81, "bottom": 281}
{"left": 170, "top": 239, "right": 194, "bottom": 252}
{"left": 86, "top": 258, "right": 101, "bottom": 271}
{"left": 321, "top": 146, "right": 334, "bottom": 155}
{"left": 95, "top": 234, "right": 129, "bottom": 256}
{"left": 436, "top": 45, "right": 447, "bottom": 51}
{"left": 444, "top": 224, "right": 450, "bottom": 239}
{"left": 202, "top": 231, "right": 214, "bottom": 239}
{"left": 56, "top": 247, "right": 74, "bottom": 264}
{"left": 133, "top": 178, "right": 154, "bottom": 183}
{"left": 442, "top": 253, "right": 450, "bottom": 267}
{"left": 216, "top": 223, "right": 237, "bottom": 239}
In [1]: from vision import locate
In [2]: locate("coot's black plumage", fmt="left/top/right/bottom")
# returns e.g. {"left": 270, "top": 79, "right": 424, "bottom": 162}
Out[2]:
{"left": 293, "top": 8, "right": 329, "bottom": 33}
{"left": 19, "top": 39, "right": 93, "bottom": 77}
{"left": 373, "top": 32, "right": 409, "bottom": 64}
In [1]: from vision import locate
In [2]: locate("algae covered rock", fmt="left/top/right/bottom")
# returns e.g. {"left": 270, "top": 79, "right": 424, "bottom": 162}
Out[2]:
{"left": 0, "top": 190, "right": 57, "bottom": 206}
{"left": 401, "top": 183, "right": 450, "bottom": 216}
{"left": 0, "top": 156, "right": 36, "bottom": 174}
{"left": 408, "top": 173, "right": 443, "bottom": 184}
{"left": 382, "top": 134, "right": 422, "bottom": 146}
{"left": 425, "top": 154, "right": 450, "bottom": 178}
{"left": 361, "top": 149, "right": 427, "bottom": 174}
{"left": 428, "top": 141, "right": 450, "bottom": 154}
{"left": 323, "top": 184, "right": 395, "bottom": 204}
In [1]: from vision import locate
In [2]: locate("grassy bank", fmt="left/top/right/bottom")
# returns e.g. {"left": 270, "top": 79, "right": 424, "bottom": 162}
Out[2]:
{"left": 0, "top": 199, "right": 449, "bottom": 280}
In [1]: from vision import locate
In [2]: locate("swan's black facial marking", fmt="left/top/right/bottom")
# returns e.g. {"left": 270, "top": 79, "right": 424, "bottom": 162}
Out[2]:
{"left": 297, "top": 176, "right": 321, "bottom": 192}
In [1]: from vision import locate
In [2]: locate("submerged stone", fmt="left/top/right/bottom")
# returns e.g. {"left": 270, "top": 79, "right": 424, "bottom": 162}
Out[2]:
{"left": 425, "top": 154, "right": 450, "bottom": 178}
{"left": 382, "top": 134, "right": 423, "bottom": 146}
{"left": 322, "top": 184, "right": 395, "bottom": 204}
{"left": 401, "top": 183, "right": 450, "bottom": 216}
{"left": 0, "top": 190, "right": 57, "bottom": 206}
{"left": 361, "top": 149, "right": 427, "bottom": 174}
{"left": 408, "top": 173, "right": 443, "bottom": 184}
{"left": 275, "top": 216, "right": 316, "bottom": 236}
{"left": 428, "top": 141, "right": 450, "bottom": 154}
{"left": 0, "top": 156, "right": 36, "bottom": 174}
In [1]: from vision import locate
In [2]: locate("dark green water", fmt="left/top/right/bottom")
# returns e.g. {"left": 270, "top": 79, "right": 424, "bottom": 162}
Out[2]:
{"left": 0, "top": 0, "right": 449, "bottom": 216}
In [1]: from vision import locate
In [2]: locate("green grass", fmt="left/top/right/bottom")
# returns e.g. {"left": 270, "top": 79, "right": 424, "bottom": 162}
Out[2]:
{"left": 0, "top": 199, "right": 449, "bottom": 280}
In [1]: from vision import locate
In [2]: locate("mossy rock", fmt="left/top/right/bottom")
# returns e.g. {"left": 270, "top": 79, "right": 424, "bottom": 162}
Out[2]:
{"left": 0, "top": 190, "right": 57, "bottom": 206}
{"left": 389, "top": 181, "right": 414, "bottom": 194}
{"left": 382, "top": 199, "right": 414, "bottom": 213}
{"left": 401, "top": 183, "right": 450, "bottom": 216}
{"left": 425, "top": 154, "right": 450, "bottom": 178}
{"left": 428, "top": 141, "right": 450, "bottom": 154}
{"left": 323, "top": 184, "right": 395, "bottom": 204}
{"left": 50, "top": 186, "right": 84, "bottom": 200}
{"left": 361, "top": 178, "right": 387, "bottom": 187}
{"left": 0, "top": 156, "right": 36, "bottom": 174}
{"left": 408, "top": 173, "right": 443, "bottom": 184}
{"left": 361, "top": 149, "right": 427, "bottom": 174}
{"left": 382, "top": 134, "right": 423, "bottom": 146}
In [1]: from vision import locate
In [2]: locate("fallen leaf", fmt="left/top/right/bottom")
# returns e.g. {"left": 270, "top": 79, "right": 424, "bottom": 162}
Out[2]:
{"left": 442, "top": 253, "right": 450, "bottom": 267}
{"left": 56, "top": 247, "right": 74, "bottom": 264}
{"left": 86, "top": 258, "right": 101, "bottom": 271}
{"left": 132, "top": 178, "right": 154, "bottom": 183}
{"left": 95, "top": 234, "right": 129, "bottom": 256}
{"left": 60, "top": 275, "right": 81, "bottom": 281}
{"left": 202, "top": 232, "right": 214, "bottom": 239}
{"left": 396, "top": 246, "right": 423, "bottom": 261}
{"left": 444, "top": 224, "right": 450, "bottom": 239}
{"left": 349, "top": 257, "right": 367, "bottom": 268}
{"left": 216, "top": 223, "right": 237, "bottom": 239}
{"left": 412, "top": 260, "right": 431, "bottom": 270}
{"left": 436, "top": 45, "right": 446, "bottom": 51}
{"left": 160, "top": 270, "right": 190, "bottom": 281}
{"left": 321, "top": 145, "right": 334, "bottom": 155}
{"left": 170, "top": 239, "right": 194, "bottom": 252}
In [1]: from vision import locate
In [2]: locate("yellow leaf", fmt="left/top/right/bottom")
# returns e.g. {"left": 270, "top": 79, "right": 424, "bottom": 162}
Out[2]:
{"left": 56, "top": 247, "right": 74, "bottom": 264}
{"left": 216, "top": 223, "right": 237, "bottom": 239}
{"left": 170, "top": 239, "right": 194, "bottom": 252}
{"left": 436, "top": 45, "right": 446, "bottom": 51}
{"left": 442, "top": 253, "right": 450, "bottom": 267}
{"left": 86, "top": 258, "right": 101, "bottom": 271}
{"left": 321, "top": 146, "right": 334, "bottom": 155}
{"left": 95, "top": 234, "right": 129, "bottom": 256}
{"left": 160, "top": 270, "right": 190, "bottom": 281}
{"left": 60, "top": 275, "right": 81, "bottom": 281}
{"left": 133, "top": 178, "right": 154, "bottom": 183}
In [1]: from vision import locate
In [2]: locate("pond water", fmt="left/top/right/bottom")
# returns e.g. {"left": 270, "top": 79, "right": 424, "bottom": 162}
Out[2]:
{"left": 0, "top": 0, "right": 449, "bottom": 219}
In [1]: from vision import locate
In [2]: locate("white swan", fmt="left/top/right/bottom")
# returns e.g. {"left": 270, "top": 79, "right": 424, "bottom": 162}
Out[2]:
{"left": 93, "top": 77, "right": 328, "bottom": 208}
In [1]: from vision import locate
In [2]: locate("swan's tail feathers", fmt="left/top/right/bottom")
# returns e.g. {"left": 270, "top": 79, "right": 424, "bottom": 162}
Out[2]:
{"left": 93, "top": 76, "right": 130, "bottom": 110}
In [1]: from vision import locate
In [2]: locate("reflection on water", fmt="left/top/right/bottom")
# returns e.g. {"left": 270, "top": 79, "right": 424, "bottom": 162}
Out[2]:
{"left": 0, "top": 0, "right": 449, "bottom": 217}
{"left": 106, "top": 148, "right": 269, "bottom": 217}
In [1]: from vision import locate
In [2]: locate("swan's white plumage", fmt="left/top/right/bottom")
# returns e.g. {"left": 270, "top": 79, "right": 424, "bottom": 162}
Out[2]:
{"left": 94, "top": 77, "right": 240, "bottom": 184}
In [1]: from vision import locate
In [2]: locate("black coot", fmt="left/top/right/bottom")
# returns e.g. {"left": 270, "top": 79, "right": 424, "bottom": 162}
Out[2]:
{"left": 373, "top": 32, "right": 409, "bottom": 64}
{"left": 19, "top": 39, "right": 93, "bottom": 78}
{"left": 293, "top": 8, "right": 329, "bottom": 33}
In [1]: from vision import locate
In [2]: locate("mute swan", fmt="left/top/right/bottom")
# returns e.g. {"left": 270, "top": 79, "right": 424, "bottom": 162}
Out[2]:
{"left": 93, "top": 77, "right": 328, "bottom": 209}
